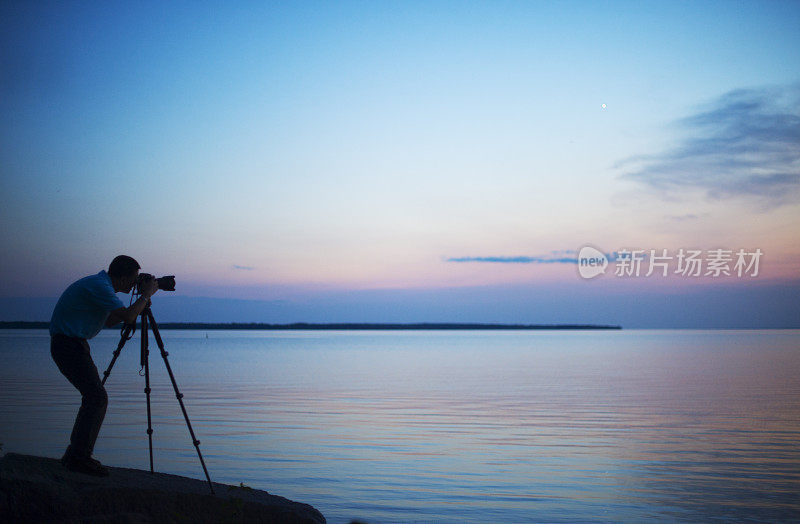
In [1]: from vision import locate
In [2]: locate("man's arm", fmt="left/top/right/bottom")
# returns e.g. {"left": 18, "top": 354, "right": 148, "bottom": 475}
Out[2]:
{"left": 106, "top": 280, "right": 159, "bottom": 326}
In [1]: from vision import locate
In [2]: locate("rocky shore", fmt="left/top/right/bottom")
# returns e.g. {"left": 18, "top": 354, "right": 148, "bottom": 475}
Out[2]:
{"left": 0, "top": 453, "right": 326, "bottom": 523}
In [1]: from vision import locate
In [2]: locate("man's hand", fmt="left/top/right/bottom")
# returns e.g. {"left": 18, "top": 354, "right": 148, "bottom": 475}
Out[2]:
{"left": 108, "top": 277, "right": 160, "bottom": 326}
{"left": 140, "top": 277, "right": 159, "bottom": 299}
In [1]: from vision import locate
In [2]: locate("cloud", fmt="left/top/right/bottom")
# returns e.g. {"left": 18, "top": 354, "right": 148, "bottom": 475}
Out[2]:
{"left": 616, "top": 84, "right": 800, "bottom": 209}
{"left": 446, "top": 255, "right": 579, "bottom": 264}
{"left": 447, "top": 251, "right": 623, "bottom": 264}
{"left": 232, "top": 265, "right": 255, "bottom": 271}
{"left": 664, "top": 213, "right": 707, "bottom": 222}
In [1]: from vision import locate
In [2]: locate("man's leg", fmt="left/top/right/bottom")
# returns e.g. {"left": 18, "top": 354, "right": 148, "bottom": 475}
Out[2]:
{"left": 50, "top": 335, "right": 109, "bottom": 460}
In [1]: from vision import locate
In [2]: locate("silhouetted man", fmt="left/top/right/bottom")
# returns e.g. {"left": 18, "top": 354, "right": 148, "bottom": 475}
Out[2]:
{"left": 50, "top": 255, "right": 158, "bottom": 476}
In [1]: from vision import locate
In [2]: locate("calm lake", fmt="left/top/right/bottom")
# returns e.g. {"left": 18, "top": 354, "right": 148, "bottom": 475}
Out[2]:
{"left": 1, "top": 329, "right": 799, "bottom": 522}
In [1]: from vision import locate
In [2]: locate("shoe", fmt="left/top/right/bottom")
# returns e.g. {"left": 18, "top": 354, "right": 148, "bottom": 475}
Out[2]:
{"left": 61, "top": 450, "right": 103, "bottom": 468}
{"left": 62, "top": 455, "right": 109, "bottom": 477}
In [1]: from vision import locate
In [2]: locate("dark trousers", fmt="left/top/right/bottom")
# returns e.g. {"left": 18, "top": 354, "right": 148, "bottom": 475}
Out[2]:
{"left": 50, "top": 334, "right": 109, "bottom": 459}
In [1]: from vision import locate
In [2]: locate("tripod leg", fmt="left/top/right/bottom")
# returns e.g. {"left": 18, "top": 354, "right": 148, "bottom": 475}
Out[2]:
{"left": 142, "top": 311, "right": 155, "bottom": 474}
{"left": 146, "top": 308, "right": 215, "bottom": 495}
{"left": 101, "top": 323, "right": 135, "bottom": 386}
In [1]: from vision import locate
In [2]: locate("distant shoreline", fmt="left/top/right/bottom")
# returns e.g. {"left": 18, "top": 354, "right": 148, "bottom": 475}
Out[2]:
{"left": 0, "top": 321, "right": 622, "bottom": 330}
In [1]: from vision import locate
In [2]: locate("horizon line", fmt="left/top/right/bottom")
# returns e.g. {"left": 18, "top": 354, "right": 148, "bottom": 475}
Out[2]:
{"left": 0, "top": 321, "right": 623, "bottom": 331}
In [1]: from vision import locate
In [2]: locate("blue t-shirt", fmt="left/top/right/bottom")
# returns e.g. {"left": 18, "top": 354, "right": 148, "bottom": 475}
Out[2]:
{"left": 50, "top": 270, "right": 126, "bottom": 339}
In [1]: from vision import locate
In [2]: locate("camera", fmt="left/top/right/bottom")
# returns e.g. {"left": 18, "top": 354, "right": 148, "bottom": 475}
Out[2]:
{"left": 136, "top": 273, "right": 176, "bottom": 292}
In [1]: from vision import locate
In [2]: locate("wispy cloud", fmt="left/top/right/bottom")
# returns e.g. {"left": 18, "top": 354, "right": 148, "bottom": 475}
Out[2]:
{"left": 447, "top": 255, "right": 579, "bottom": 264}
{"left": 232, "top": 265, "right": 255, "bottom": 271}
{"left": 664, "top": 213, "right": 707, "bottom": 222}
{"left": 447, "top": 251, "right": 622, "bottom": 264}
{"left": 616, "top": 84, "right": 800, "bottom": 209}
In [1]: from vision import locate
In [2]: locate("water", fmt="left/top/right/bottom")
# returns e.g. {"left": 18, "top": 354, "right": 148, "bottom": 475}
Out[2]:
{"left": 1, "top": 329, "right": 799, "bottom": 522}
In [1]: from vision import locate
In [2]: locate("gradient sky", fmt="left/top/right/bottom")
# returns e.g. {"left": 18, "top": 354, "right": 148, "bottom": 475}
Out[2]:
{"left": 1, "top": 1, "right": 799, "bottom": 327}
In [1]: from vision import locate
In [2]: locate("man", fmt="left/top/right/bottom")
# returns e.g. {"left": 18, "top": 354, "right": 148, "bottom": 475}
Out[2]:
{"left": 50, "top": 255, "right": 158, "bottom": 476}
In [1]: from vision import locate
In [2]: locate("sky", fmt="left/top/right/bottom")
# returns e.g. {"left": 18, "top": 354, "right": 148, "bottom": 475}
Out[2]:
{"left": 1, "top": 1, "right": 799, "bottom": 327}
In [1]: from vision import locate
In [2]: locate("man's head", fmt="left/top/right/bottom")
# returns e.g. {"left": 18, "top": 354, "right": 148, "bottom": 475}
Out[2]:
{"left": 108, "top": 255, "right": 140, "bottom": 293}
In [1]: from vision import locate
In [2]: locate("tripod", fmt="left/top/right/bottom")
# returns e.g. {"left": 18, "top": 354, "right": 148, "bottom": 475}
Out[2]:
{"left": 101, "top": 303, "right": 214, "bottom": 494}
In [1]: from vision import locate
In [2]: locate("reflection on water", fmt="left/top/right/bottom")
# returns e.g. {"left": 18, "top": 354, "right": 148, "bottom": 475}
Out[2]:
{"left": 1, "top": 329, "right": 799, "bottom": 522}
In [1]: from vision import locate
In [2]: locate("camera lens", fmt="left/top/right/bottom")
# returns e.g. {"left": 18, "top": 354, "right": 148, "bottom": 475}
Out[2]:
{"left": 156, "top": 276, "right": 176, "bottom": 291}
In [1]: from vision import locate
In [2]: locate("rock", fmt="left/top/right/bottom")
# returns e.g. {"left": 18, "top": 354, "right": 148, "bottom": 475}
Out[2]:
{"left": 0, "top": 453, "right": 326, "bottom": 523}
